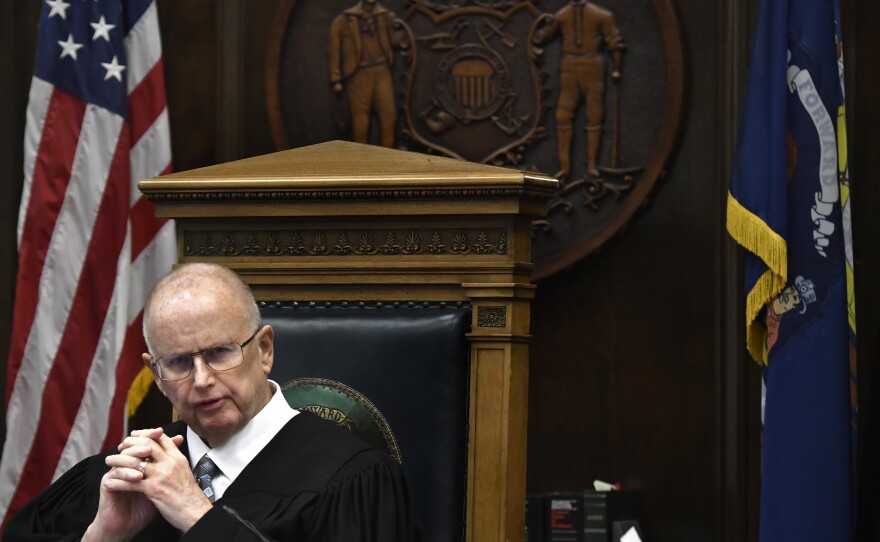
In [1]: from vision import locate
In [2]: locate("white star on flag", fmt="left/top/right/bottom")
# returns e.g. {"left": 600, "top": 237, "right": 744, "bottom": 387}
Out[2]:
{"left": 101, "top": 55, "right": 126, "bottom": 81}
{"left": 46, "top": 0, "right": 71, "bottom": 19}
{"left": 91, "top": 15, "right": 115, "bottom": 41}
{"left": 57, "top": 34, "right": 83, "bottom": 60}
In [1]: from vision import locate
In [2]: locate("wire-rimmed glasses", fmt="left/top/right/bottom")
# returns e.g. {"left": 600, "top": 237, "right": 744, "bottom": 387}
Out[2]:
{"left": 150, "top": 328, "right": 260, "bottom": 381}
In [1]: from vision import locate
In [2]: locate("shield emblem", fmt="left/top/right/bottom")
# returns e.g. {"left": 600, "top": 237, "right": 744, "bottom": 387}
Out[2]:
{"left": 400, "top": 3, "right": 545, "bottom": 164}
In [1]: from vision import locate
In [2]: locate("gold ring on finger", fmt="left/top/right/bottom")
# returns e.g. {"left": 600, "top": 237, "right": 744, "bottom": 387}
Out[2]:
{"left": 137, "top": 459, "right": 148, "bottom": 476}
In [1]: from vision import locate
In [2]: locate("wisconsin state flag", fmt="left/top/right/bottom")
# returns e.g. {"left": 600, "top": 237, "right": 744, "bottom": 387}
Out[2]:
{"left": 726, "top": 0, "right": 856, "bottom": 540}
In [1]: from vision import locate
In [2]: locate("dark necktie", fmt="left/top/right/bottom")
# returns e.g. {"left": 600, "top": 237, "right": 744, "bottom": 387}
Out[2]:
{"left": 193, "top": 454, "right": 220, "bottom": 503}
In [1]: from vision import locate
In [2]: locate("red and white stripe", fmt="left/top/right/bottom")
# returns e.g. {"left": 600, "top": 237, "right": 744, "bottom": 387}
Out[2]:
{"left": 0, "top": 2, "right": 175, "bottom": 524}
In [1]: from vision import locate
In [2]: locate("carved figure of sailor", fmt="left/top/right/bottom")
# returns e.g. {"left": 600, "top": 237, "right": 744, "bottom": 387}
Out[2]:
{"left": 328, "top": 0, "right": 404, "bottom": 148}
{"left": 534, "top": 0, "right": 624, "bottom": 180}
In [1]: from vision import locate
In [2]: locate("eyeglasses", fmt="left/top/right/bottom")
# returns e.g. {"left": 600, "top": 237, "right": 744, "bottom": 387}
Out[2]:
{"left": 151, "top": 328, "right": 260, "bottom": 382}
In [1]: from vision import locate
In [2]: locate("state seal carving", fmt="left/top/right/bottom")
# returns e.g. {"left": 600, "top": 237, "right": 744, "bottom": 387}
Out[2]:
{"left": 266, "top": 0, "right": 684, "bottom": 278}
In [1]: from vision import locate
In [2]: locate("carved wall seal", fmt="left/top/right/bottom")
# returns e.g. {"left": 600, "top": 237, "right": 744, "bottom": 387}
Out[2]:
{"left": 266, "top": 0, "right": 684, "bottom": 279}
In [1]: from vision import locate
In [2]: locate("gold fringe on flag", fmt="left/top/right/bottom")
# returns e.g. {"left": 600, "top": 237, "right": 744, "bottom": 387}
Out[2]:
{"left": 726, "top": 191, "right": 788, "bottom": 363}
{"left": 127, "top": 366, "right": 156, "bottom": 418}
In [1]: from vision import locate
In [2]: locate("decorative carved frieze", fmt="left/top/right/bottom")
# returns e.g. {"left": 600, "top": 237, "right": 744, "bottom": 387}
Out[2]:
{"left": 184, "top": 228, "right": 508, "bottom": 257}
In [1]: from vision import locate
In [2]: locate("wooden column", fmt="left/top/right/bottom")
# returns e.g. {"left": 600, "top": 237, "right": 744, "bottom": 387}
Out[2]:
{"left": 464, "top": 283, "right": 535, "bottom": 542}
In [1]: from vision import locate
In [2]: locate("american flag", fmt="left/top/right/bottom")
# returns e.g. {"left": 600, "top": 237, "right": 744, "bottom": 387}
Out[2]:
{"left": 0, "top": 0, "right": 175, "bottom": 525}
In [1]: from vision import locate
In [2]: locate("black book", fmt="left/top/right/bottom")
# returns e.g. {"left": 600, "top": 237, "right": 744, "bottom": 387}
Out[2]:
{"left": 582, "top": 491, "right": 609, "bottom": 542}
{"left": 526, "top": 494, "right": 546, "bottom": 542}
{"left": 546, "top": 493, "right": 583, "bottom": 542}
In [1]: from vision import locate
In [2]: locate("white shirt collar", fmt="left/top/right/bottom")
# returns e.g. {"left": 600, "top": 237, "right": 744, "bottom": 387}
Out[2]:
{"left": 186, "top": 379, "right": 298, "bottom": 484}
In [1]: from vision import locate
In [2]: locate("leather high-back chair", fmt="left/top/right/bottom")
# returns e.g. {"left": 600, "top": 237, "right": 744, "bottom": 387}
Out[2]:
{"left": 262, "top": 301, "right": 471, "bottom": 541}
{"left": 139, "top": 141, "right": 556, "bottom": 542}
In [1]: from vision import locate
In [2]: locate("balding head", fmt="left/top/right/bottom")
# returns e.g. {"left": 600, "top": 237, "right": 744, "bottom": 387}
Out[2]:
{"left": 143, "top": 263, "right": 260, "bottom": 354}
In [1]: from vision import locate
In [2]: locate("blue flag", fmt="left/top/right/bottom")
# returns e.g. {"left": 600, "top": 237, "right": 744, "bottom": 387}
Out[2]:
{"left": 727, "top": 0, "right": 857, "bottom": 540}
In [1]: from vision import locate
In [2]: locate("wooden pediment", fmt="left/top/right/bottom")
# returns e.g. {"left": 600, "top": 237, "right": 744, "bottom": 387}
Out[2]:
{"left": 141, "top": 140, "right": 555, "bottom": 207}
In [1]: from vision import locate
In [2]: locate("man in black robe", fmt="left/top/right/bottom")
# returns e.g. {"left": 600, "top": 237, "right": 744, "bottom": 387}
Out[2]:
{"left": 3, "top": 263, "right": 422, "bottom": 541}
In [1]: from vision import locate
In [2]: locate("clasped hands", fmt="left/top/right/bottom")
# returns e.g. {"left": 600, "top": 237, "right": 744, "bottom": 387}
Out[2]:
{"left": 83, "top": 428, "right": 213, "bottom": 542}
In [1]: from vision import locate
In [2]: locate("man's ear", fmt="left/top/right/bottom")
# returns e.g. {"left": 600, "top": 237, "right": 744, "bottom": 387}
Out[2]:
{"left": 142, "top": 353, "right": 166, "bottom": 396}
{"left": 258, "top": 324, "right": 274, "bottom": 376}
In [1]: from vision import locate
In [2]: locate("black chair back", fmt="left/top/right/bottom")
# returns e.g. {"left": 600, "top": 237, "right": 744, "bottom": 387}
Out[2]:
{"left": 261, "top": 301, "right": 471, "bottom": 542}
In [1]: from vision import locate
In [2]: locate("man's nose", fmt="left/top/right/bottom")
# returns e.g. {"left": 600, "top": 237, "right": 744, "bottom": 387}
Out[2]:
{"left": 191, "top": 355, "right": 215, "bottom": 386}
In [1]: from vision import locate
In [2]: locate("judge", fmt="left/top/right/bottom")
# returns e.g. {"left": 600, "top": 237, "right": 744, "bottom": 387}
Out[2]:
{"left": 4, "top": 263, "right": 422, "bottom": 541}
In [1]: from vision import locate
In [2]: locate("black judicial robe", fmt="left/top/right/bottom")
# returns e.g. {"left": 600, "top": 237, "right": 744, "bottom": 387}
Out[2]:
{"left": 4, "top": 412, "right": 422, "bottom": 541}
